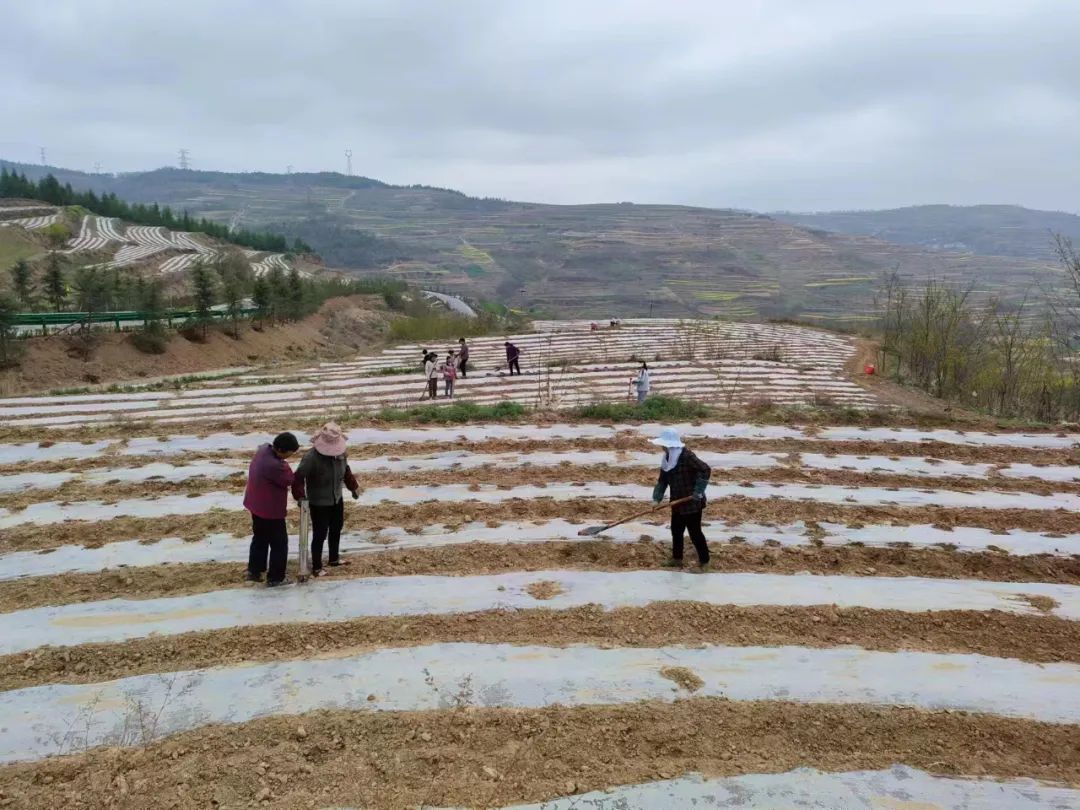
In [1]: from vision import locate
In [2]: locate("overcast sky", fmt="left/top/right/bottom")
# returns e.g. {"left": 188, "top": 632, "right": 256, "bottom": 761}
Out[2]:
{"left": 2, "top": 0, "right": 1078, "bottom": 212}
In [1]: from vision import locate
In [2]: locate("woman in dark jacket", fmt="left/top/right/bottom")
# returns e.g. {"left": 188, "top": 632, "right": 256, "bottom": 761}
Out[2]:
{"left": 651, "top": 427, "right": 711, "bottom": 570}
{"left": 291, "top": 422, "right": 360, "bottom": 576}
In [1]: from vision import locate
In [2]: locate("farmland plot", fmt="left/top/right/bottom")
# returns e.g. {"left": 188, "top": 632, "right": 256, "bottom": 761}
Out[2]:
{"left": 0, "top": 321, "right": 880, "bottom": 428}
{"left": 0, "top": 399, "right": 1078, "bottom": 807}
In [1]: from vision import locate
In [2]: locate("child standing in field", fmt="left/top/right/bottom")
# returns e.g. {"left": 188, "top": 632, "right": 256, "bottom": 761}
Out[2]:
{"left": 443, "top": 350, "right": 458, "bottom": 398}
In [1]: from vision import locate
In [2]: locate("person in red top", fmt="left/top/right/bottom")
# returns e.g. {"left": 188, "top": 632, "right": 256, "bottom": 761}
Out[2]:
{"left": 243, "top": 432, "right": 300, "bottom": 587}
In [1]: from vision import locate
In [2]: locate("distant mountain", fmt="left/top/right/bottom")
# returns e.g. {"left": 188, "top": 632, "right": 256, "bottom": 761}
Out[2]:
{"left": 0, "top": 160, "right": 1063, "bottom": 321}
{"left": 771, "top": 205, "right": 1080, "bottom": 262}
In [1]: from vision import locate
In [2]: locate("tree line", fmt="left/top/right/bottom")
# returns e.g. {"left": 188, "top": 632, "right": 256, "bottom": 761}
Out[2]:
{"left": 0, "top": 236, "right": 408, "bottom": 364}
{"left": 875, "top": 236, "right": 1080, "bottom": 422}
{"left": 0, "top": 168, "right": 312, "bottom": 254}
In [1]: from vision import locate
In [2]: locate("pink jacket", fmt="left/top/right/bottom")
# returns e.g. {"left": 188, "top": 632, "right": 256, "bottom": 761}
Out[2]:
{"left": 243, "top": 444, "right": 295, "bottom": 519}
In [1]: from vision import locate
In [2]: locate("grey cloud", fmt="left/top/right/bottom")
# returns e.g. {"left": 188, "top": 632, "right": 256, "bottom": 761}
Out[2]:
{"left": 1, "top": 0, "right": 1078, "bottom": 211}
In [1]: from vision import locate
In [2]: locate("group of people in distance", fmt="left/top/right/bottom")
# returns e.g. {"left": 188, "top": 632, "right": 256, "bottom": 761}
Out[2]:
{"left": 420, "top": 338, "right": 526, "bottom": 398}
{"left": 242, "top": 418, "right": 713, "bottom": 588}
{"left": 423, "top": 337, "right": 471, "bottom": 400}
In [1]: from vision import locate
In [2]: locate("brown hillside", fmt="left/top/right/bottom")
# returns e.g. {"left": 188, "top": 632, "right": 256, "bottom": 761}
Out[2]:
{"left": 0, "top": 295, "right": 393, "bottom": 396}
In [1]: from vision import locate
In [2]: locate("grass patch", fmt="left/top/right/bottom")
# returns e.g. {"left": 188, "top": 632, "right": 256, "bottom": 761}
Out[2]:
{"left": 803, "top": 277, "right": 875, "bottom": 288}
{"left": 374, "top": 400, "right": 527, "bottom": 424}
{"left": 0, "top": 228, "right": 40, "bottom": 268}
{"left": 388, "top": 312, "right": 500, "bottom": 342}
{"left": 572, "top": 395, "right": 712, "bottom": 421}
{"left": 455, "top": 243, "right": 495, "bottom": 265}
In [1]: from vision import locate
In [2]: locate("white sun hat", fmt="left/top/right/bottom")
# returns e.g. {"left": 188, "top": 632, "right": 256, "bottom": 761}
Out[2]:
{"left": 650, "top": 427, "right": 684, "bottom": 448}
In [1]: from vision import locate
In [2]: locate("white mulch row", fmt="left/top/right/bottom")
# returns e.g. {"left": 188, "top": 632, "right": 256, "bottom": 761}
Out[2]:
{"left": 2, "top": 449, "right": 1076, "bottom": 496}
{"left": 2, "top": 643, "right": 1077, "bottom": 763}
{"left": 0, "top": 359, "right": 858, "bottom": 407}
{"left": 2, "top": 423, "right": 1077, "bottom": 465}
{"left": 4, "top": 569, "right": 1079, "bottom": 655}
{"left": 0, "top": 366, "right": 876, "bottom": 417}
{"left": 4, "top": 213, "right": 60, "bottom": 230}
{"left": 1, "top": 518, "right": 1075, "bottom": 582}
{"left": 3, "top": 481, "right": 1078, "bottom": 529}
{"left": 431, "top": 767, "right": 1080, "bottom": 810}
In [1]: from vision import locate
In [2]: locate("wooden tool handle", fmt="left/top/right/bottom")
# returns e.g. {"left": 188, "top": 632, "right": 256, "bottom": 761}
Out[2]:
{"left": 604, "top": 495, "right": 694, "bottom": 531}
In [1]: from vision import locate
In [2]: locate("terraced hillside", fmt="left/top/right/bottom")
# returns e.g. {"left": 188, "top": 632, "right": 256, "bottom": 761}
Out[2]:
{"left": 0, "top": 405, "right": 1078, "bottom": 806}
{"left": 3, "top": 163, "right": 1063, "bottom": 323}
{"left": 774, "top": 204, "right": 1080, "bottom": 262}
{"left": 0, "top": 320, "right": 877, "bottom": 428}
{"left": 0, "top": 201, "right": 303, "bottom": 279}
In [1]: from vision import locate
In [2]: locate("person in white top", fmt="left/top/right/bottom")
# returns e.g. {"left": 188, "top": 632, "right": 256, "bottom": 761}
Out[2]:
{"left": 635, "top": 362, "right": 651, "bottom": 403}
{"left": 424, "top": 352, "right": 439, "bottom": 399}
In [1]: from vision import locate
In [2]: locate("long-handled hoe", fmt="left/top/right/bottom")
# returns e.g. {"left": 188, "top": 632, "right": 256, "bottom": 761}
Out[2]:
{"left": 577, "top": 496, "right": 693, "bottom": 537}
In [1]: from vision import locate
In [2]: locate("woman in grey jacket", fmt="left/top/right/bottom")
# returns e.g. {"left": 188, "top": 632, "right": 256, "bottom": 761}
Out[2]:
{"left": 291, "top": 423, "right": 360, "bottom": 576}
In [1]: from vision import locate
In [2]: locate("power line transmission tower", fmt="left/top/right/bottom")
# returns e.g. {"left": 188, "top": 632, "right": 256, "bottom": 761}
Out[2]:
{"left": 286, "top": 164, "right": 294, "bottom": 174}
{"left": 178, "top": 149, "right": 190, "bottom": 170}
{"left": 39, "top": 147, "right": 47, "bottom": 165}
{"left": 93, "top": 162, "right": 102, "bottom": 174}
{"left": 344, "top": 149, "right": 352, "bottom": 176}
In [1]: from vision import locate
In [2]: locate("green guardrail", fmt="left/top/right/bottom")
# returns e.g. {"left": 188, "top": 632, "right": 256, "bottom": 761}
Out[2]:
{"left": 14, "top": 307, "right": 262, "bottom": 333}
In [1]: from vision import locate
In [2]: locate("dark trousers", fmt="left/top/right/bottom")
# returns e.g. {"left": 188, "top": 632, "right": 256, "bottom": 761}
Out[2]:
{"left": 508, "top": 357, "right": 521, "bottom": 375}
{"left": 310, "top": 500, "right": 345, "bottom": 571}
{"left": 671, "top": 510, "right": 710, "bottom": 564}
{"left": 248, "top": 514, "right": 288, "bottom": 582}
{"left": 459, "top": 358, "right": 468, "bottom": 377}
{"left": 427, "top": 378, "right": 437, "bottom": 398}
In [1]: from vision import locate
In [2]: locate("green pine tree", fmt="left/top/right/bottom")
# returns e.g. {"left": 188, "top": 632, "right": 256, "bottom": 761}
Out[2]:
{"left": 266, "top": 267, "right": 288, "bottom": 323}
{"left": 286, "top": 266, "right": 304, "bottom": 321}
{"left": 0, "top": 292, "right": 20, "bottom": 368}
{"left": 9, "top": 260, "right": 33, "bottom": 309}
{"left": 72, "top": 267, "right": 109, "bottom": 326}
{"left": 43, "top": 252, "right": 67, "bottom": 312}
{"left": 190, "top": 261, "right": 217, "bottom": 338}
{"left": 252, "top": 275, "right": 271, "bottom": 321}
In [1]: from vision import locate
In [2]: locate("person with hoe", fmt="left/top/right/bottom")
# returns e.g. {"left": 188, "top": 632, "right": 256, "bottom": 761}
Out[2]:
{"left": 505, "top": 341, "right": 522, "bottom": 375}
{"left": 244, "top": 431, "right": 300, "bottom": 587}
{"left": 457, "top": 337, "right": 470, "bottom": 377}
{"left": 292, "top": 423, "right": 360, "bottom": 576}
{"left": 651, "top": 427, "right": 711, "bottom": 570}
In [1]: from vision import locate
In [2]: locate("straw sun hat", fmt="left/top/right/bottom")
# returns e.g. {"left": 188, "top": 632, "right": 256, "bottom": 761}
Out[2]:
{"left": 311, "top": 422, "right": 348, "bottom": 456}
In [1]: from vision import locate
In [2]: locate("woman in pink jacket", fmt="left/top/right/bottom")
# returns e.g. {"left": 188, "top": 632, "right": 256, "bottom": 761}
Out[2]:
{"left": 243, "top": 432, "right": 300, "bottom": 587}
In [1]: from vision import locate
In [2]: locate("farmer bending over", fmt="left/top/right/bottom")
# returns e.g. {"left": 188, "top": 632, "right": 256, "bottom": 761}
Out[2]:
{"left": 651, "top": 427, "right": 711, "bottom": 570}
{"left": 244, "top": 431, "right": 300, "bottom": 587}
{"left": 505, "top": 341, "right": 522, "bottom": 375}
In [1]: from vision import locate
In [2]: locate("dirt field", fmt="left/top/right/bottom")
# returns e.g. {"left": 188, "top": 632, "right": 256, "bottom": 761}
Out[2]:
{"left": 0, "top": 321, "right": 1078, "bottom": 808}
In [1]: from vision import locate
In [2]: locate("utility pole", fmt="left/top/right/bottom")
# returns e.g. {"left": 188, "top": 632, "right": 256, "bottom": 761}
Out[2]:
{"left": 178, "top": 149, "right": 190, "bottom": 170}
{"left": 344, "top": 149, "right": 352, "bottom": 176}
{"left": 39, "top": 147, "right": 47, "bottom": 165}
